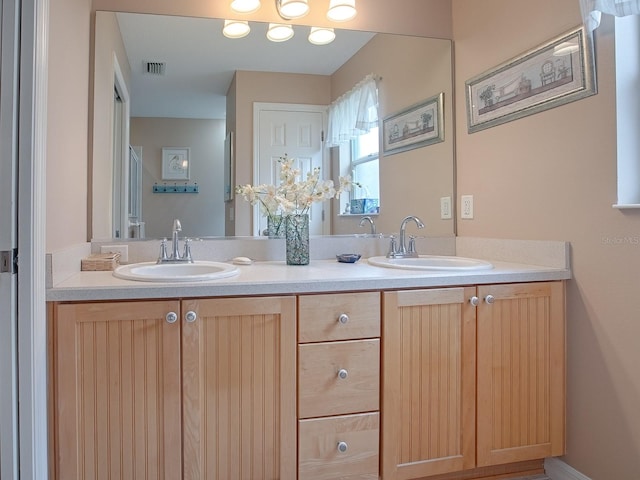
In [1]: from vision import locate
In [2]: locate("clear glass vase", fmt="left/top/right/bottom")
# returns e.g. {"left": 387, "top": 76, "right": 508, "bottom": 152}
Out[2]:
{"left": 285, "top": 214, "right": 309, "bottom": 265}
{"left": 267, "top": 215, "right": 285, "bottom": 238}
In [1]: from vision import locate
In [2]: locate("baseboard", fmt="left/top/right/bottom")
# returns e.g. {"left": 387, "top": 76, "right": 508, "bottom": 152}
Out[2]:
{"left": 545, "top": 458, "right": 592, "bottom": 480}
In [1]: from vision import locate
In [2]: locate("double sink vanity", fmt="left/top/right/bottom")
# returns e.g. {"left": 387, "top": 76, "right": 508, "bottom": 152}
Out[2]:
{"left": 46, "top": 235, "right": 569, "bottom": 480}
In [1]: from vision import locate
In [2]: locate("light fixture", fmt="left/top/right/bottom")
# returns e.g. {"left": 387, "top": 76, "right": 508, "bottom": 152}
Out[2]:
{"left": 308, "top": 27, "right": 335, "bottom": 45}
{"left": 230, "top": 0, "right": 261, "bottom": 13}
{"left": 223, "top": 19, "right": 251, "bottom": 38}
{"left": 267, "top": 23, "right": 294, "bottom": 42}
{"left": 553, "top": 41, "right": 579, "bottom": 56}
{"left": 327, "top": 0, "right": 357, "bottom": 22}
{"left": 275, "top": 0, "right": 309, "bottom": 19}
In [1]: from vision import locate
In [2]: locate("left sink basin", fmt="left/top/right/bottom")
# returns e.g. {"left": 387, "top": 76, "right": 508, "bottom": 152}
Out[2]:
{"left": 113, "top": 261, "right": 239, "bottom": 282}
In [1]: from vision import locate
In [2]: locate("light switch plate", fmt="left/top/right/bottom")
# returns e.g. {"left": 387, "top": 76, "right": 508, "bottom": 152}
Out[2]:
{"left": 461, "top": 195, "right": 474, "bottom": 219}
{"left": 440, "top": 196, "right": 452, "bottom": 219}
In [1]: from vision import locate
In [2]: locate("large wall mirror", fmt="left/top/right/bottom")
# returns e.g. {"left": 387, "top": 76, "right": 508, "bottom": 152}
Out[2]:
{"left": 90, "top": 11, "right": 455, "bottom": 241}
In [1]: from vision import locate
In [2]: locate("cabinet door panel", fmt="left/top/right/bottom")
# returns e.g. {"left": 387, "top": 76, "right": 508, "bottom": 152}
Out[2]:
{"left": 54, "top": 301, "right": 182, "bottom": 480}
{"left": 181, "top": 296, "right": 297, "bottom": 480}
{"left": 382, "top": 287, "right": 476, "bottom": 479}
{"left": 476, "top": 282, "right": 565, "bottom": 466}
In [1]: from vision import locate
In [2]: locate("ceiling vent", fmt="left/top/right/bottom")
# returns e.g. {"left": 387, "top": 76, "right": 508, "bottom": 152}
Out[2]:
{"left": 143, "top": 61, "right": 166, "bottom": 76}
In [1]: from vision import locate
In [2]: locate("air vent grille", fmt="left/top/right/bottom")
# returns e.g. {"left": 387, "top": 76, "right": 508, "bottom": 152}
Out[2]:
{"left": 143, "top": 61, "right": 166, "bottom": 75}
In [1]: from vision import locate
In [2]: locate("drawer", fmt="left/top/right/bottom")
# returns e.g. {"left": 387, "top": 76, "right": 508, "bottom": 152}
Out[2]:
{"left": 298, "top": 292, "right": 380, "bottom": 343}
{"left": 298, "top": 412, "right": 379, "bottom": 480}
{"left": 298, "top": 339, "right": 379, "bottom": 419}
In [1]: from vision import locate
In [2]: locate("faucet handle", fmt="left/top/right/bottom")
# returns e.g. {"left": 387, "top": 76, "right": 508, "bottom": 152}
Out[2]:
{"left": 158, "top": 238, "right": 169, "bottom": 262}
{"left": 387, "top": 235, "right": 397, "bottom": 257}
{"left": 408, "top": 235, "right": 417, "bottom": 254}
{"left": 183, "top": 238, "right": 193, "bottom": 263}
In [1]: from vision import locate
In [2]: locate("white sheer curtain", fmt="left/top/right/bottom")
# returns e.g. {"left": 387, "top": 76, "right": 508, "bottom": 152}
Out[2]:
{"left": 581, "top": 0, "right": 640, "bottom": 30}
{"left": 326, "top": 74, "right": 379, "bottom": 147}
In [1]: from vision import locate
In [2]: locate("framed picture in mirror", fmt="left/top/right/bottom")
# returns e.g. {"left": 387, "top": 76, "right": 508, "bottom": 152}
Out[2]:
{"left": 382, "top": 92, "right": 444, "bottom": 156}
{"left": 162, "top": 147, "right": 190, "bottom": 180}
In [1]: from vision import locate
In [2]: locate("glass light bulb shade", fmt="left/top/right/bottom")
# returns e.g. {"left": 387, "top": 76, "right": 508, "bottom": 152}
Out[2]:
{"left": 223, "top": 20, "right": 251, "bottom": 39}
{"left": 278, "top": 0, "right": 309, "bottom": 19}
{"left": 308, "top": 27, "right": 335, "bottom": 45}
{"left": 267, "top": 23, "right": 294, "bottom": 42}
{"left": 327, "top": 0, "right": 356, "bottom": 21}
{"left": 230, "top": 0, "right": 261, "bottom": 13}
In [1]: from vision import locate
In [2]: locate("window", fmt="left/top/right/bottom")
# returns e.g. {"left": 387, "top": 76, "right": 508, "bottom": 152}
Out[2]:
{"left": 350, "top": 126, "right": 380, "bottom": 205}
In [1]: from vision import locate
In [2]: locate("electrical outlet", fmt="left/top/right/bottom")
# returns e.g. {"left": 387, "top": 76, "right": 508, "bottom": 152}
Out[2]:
{"left": 101, "top": 245, "right": 129, "bottom": 262}
{"left": 461, "top": 195, "right": 474, "bottom": 219}
{"left": 440, "top": 196, "right": 452, "bottom": 219}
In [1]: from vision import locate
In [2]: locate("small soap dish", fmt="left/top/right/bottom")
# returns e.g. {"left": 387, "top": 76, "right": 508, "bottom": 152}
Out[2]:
{"left": 336, "top": 253, "right": 362, "bottom": 264}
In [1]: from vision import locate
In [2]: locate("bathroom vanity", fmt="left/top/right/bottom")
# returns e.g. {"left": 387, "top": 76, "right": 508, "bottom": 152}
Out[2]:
{"left": 46, "top": 238, "right": 569, "bottom": 480}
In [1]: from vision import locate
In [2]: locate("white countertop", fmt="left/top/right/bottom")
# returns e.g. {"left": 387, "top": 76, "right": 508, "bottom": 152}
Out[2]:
{"left": 47, "top": 258, "right": 571, "bottom": 302}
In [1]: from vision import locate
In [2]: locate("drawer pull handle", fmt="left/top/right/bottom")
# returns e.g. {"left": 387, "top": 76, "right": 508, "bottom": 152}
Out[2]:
{"left": 469, "top": 296, "right": 479, "bottom": 306}
{"left": 185, "top": 311, "right": 197, "bottom": 323}
{"left": 166, "top": 312, "right": 178, "bottom": 324}
{"left": 338, "top": 313, "right": 349, "bottom": 324}
{"left": 337, "top": 441, "right": 348, "bottom": 453}
{"left": 485, "top": 294, "right": 495, "bottom": 305}
{"left": 338, "top": 369, "right": 348, "bottom": 380}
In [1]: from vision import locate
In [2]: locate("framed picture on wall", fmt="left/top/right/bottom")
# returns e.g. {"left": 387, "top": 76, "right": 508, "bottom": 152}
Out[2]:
{"left": 382, "top": 92, "right": 444, "bottom": 156}
{"left": 161, "top": 147, "right": 190, "bottom": 180}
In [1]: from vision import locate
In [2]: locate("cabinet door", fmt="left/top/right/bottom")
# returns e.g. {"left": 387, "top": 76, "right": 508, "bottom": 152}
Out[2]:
{"left": 476, "top": 281, "right": 565, "bottom": 466}
{"left": 181, "top": 296, "right": 297, "bottom": 480}
{"left": 382, "top": 287, "right": 476, "bottom": 479}
{"left": 53, "top": 300, "right": 182, "bottom": 480}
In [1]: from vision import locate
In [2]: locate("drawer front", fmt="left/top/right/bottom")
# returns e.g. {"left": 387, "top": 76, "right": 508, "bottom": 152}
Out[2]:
{"left": 299, "top": 339, "right": 379, "bottom": 418}
{"left": 299, "top": 412, "right": 379, "bottom": 480}
{"left": 298, "top": 292, "right": 380, "bottom": 343}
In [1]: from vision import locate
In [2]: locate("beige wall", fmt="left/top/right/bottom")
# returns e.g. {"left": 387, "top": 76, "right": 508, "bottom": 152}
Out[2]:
{"left": 330, "top": 34, "right": 454, "bottom": 237}
{"left": 453, "top": 1, "right": 640, "bottom": 478}
{"left": 130, "top": 118, "right": 226, "bottom": 239}
{"left": 46, "top": 0, "right": 92, "bottom": 251}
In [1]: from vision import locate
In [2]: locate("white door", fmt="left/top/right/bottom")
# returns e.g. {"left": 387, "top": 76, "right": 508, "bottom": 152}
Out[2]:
{"left": 254, "top": 103, "right": 327, "bottom": 236}
{"left": 0, "top": 0, "right": 21, "bottom": 477}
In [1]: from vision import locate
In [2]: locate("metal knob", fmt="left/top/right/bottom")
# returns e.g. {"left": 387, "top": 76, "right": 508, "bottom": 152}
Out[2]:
{"left": 338, "top": 369, "right": 348, "bottom": 380}
{"left": 185, "top": 311, "right": 197, "bottom": 323}
{"left": 469, "top": 296, "right": 479, "bottom": 306}
{"left": 337, "top": 441, "right": 348, "bottom": 453}
{"left": 166, "top": 312, "right": 178, "bottom": 324}
{"left": 485, "top": 295, "right": 495, "bottom": 305}
{"left": 338, "top": 313, "right": 349, "bottom": 325}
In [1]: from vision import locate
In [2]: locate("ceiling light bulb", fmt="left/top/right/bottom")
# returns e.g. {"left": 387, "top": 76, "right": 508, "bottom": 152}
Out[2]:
{"left": 267, "top": 23, "right": 294, "bottom": 42}
{"left": 223, "top": 20, "right": 251, "bottom": 39}
{"left": 308, "top": 27, "right": 335, "bottom": 45}
{"left": 230, "top": 0, "right": 261, "bottom": 14}
{"left": 327, "top": 0, "right": 357, "bottom": 22}
{"left": 277, "top": 0, "right": 309, "bottom": 19}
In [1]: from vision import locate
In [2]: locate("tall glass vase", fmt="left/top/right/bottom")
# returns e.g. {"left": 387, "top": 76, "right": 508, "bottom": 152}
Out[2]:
{"left": 267, "top": 215, "right": 285, "bottom": 238}
{"left": 285, "top": 214, "right": 309, "bottom": 265}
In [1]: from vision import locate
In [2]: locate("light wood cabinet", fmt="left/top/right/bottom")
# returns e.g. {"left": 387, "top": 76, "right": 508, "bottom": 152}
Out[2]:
{"left": 51, "top": 296, "right": 296, "bottom": 480}
{"left": 382, "top": 287, "right": 477, "bottom": 479}
{"left": 382, "top": 281, "right": 565, "bottom": 480}
{"left": 476, "top": 282, "right": 565, "bottom": 467}
{"left": 297, "top": 292, "right": 381, "bottom": 480}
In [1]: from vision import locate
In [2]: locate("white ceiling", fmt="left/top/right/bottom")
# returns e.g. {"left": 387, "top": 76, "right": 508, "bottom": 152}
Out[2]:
{"left": 115, "top": 13, "right": 376, "bottom": 120}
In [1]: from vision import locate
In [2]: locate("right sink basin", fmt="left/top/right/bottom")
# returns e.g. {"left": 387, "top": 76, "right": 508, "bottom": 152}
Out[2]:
{"left": 368, "top": 255, "right": 494, "bottom": 271}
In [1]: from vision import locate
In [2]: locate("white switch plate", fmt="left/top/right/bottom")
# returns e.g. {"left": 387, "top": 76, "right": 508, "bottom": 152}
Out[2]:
{"left": 101, "top": 245, "right": 129, "bottom": 262}
{"left": 461, "top": 195, "right": 474, "bottom": 219}
{"left": 440, "top": 196, "right": 452, "bottom": 219}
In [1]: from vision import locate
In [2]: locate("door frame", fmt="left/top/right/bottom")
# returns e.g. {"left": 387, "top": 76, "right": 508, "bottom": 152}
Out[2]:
{"left": 252, "top": 102, "right": 329, "bottom": 236}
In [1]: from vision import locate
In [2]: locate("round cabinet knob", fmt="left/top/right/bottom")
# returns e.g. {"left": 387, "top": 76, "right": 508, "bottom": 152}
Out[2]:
{"left": 166, "top": 312, "right": 178, "bottom": 324}
{"left": 469, "top": 296, "right": 479, "bottom": 306}
{"left": 338, "top": 369, "right": 349, "bottom": 380}
{"left": 485, "top": 294, "right": 495, "bottom": 305}
{"left": 185, "top": 311, "right": 197, "bottom": 323}
{"left": 337, "top": 313, "right": 349, "bottom": 325}
{"left": 337, "top": 441, "right": 348, "bottom": 453}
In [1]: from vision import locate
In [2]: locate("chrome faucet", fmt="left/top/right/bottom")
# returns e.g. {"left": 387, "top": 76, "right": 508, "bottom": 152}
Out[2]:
{"left": 358, "top": 216, "right": 376, "bottom": 235}
{"left": 157, "top": 219, "right": 193, "bottom": 263}
{"left": 387, "top": 215, "right": 425, "bottom": 258}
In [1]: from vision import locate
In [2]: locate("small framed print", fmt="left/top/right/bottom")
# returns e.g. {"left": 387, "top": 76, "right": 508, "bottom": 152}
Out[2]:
{"left": 162, "top": 147, "right": 190, "bottom": 180}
